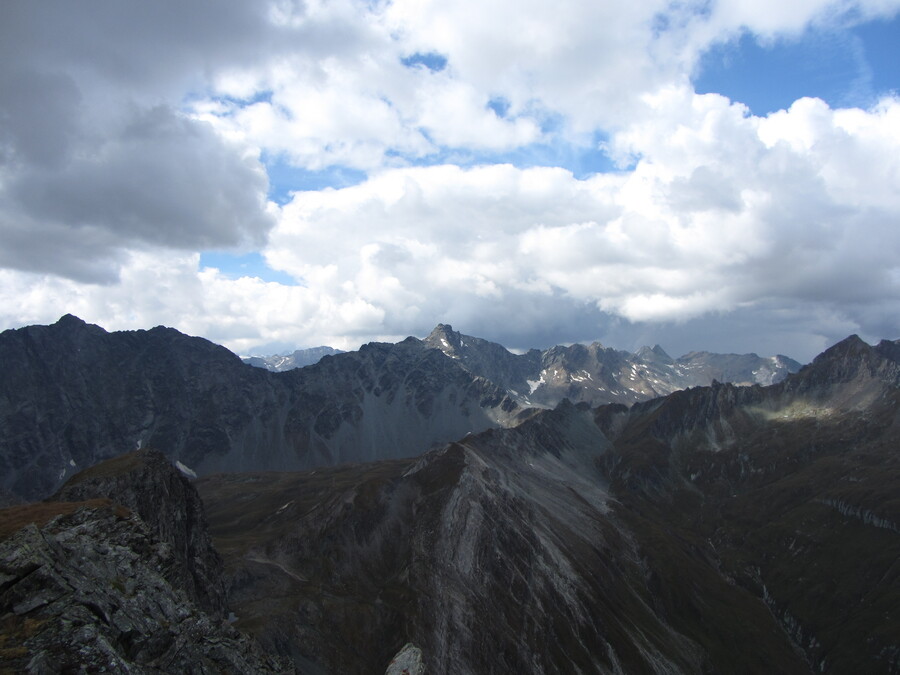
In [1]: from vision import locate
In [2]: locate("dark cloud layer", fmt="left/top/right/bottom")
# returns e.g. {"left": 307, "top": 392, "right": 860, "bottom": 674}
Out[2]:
{"left": 0, "top": 1, "right": 277, "bottom": 281}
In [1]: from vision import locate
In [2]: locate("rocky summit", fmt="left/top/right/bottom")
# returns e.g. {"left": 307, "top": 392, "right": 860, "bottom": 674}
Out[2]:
{"left": 424, "top": 323, "right": 800, "bottom": 407}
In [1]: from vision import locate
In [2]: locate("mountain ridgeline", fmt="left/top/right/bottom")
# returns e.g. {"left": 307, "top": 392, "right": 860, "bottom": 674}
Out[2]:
{"left": 423, "top": 323, "right": 800, "bottom": 407}
{"left": 0, "top": 316, "right": 797, "bottom": 500}
{"left": 0, "top": 316, "right": 522, "bottom": 500}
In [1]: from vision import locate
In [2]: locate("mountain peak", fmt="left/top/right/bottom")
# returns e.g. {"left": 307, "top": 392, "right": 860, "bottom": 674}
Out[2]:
{"left": 806, "top": 334, "right": 872, "bottom": 371}
{"left": 56, "top": 313, "right": 86, "bottom": 326}
{"left": 424, "top": 323, "right": 464, "bottom": 354}
{"left": 636, "top": 344, "right": 673, "bottom": 364}
{"left": 52, "top": 313, "right": 107, "bottom": 336}
{"left": 427, "top": 323, "right": 458, "bottom": 339}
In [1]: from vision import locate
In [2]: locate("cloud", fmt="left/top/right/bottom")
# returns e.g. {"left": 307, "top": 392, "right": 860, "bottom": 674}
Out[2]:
{"left": 259, "top": 91, "right": 900, "bottom": 355}
{"left": 0, "top": 2, "right": 278, "bottom": 282}
{"left": 2, "top": 0, "right": 900, "bottom": 360}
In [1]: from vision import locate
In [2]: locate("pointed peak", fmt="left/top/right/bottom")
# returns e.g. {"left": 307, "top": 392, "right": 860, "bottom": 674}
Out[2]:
{"left": 636, "top": 343, "right": 673, "bottom": 363}
{"left": 428, "top": 323, "right": 457, "bottom": 338}
{"left": 424, "top": 323, "right": 463, "bottom": 351}
{"left": 53, "top": 314, "right": 107, "bottom": 335}
{"left": 812, "top": 334, "right": 870, "bottom": 363}
{"left": 56, "top": 313, "right": 87, "bottom": 326}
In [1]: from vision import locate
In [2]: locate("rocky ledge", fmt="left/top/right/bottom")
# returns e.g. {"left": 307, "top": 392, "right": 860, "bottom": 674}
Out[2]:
{"left": 0, "top": 450, "right": 290, "bottom": 673}
{"left": 0, "top": 503, "right": 289, "bottom": 673}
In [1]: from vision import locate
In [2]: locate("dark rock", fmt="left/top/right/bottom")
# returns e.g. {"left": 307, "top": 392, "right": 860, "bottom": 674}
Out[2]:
{"left": 0, "top": 504, "right": 290, "bottom": 674}
{"left": 53, "top": 449, "right": 227, "bottom": 618}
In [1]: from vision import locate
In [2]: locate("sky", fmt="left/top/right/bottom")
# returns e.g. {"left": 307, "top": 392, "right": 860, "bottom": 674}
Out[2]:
{"left": 1, "top": 0, "right": 899, "bottom": 362}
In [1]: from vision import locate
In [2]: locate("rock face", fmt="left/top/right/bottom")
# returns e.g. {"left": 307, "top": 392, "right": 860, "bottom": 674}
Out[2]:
{"left": 242, "top": 346, "right": 344, "bottom": 371}
{"left": 52, "top": 449, "right": 227, "bottom": 618}
{"left": 0, "top": 453, "right": 290, "bottom": 674}
{"left": 0, "top": 316, "right": 523, "bottom": 500}
{"left": 199, "top": 336, "right": 899, "bottom": 674}
{"left": 424, "top": 323, "right": 800, "bottom": 407}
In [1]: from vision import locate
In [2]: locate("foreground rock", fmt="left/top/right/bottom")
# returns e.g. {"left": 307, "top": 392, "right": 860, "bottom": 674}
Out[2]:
{"left": 53, "top": 449, "right": 226, "bottom": 618}
{"left": 0, "top": 505, "right": 288, "bottom": 673}
{"left": 0, "top": 450, "right": 290, "bottom": 673}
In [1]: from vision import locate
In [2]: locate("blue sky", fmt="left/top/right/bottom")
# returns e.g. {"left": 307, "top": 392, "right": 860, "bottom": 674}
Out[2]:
{"left": 695, "top": 12, "right": 900, "bottom": 114}
{"left": 2, "top": 0, "right": 900, "bottom": 361}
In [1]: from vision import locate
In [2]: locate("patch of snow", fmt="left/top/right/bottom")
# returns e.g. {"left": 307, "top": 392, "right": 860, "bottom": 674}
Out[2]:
{"left": 175, "top": 460, "right": 197, "bottom": 478}
{"left": 527, "top": 374, "right": 545, "bottom": 394}
{"left": 58, "top": 468, "right": 66, "bottom": 480}
{"left": 69, "top": 459, "right": 76, "bottom": 467}
{"left": 136, "top": 439, "right": 142, "bottom": 449}
{"left": 441, "top": 338, "right": 450, "bottom": 348}
{"left": 276, "top": 500, "right": 295, "bottom": 514}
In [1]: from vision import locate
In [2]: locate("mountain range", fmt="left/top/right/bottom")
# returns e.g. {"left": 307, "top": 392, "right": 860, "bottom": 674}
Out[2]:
{"left": 198, "top": 334, "right": 900, "bottom": 673}
{"left": 242, "top": 346, "right": 345, "bottom": 372}
{"left": 2, "top": 316, "right": 896, "bottom": 673}
{"left": 0, "top": 316, "right": 798, "bottom": 500}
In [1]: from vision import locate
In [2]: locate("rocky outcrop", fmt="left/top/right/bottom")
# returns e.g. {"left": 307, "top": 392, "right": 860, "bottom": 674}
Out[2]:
{"left": 52, "top": 449, "right": 227, "bottom": 618}
{"left": 0, "top": 503, "right": 289, "bottom": 673}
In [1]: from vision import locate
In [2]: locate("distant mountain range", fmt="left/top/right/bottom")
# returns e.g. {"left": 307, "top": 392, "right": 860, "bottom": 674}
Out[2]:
{"left": 0, "top": 316, "right": 798, "bottom": 500}
{"left": 241, "top": 346, "right": 345, "bottom": 371}
{"left": 423, "top": 323, "right": 800, "bottom": 407}
{"left": 1, "top": 315, "right": 897, "bottom": 673}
